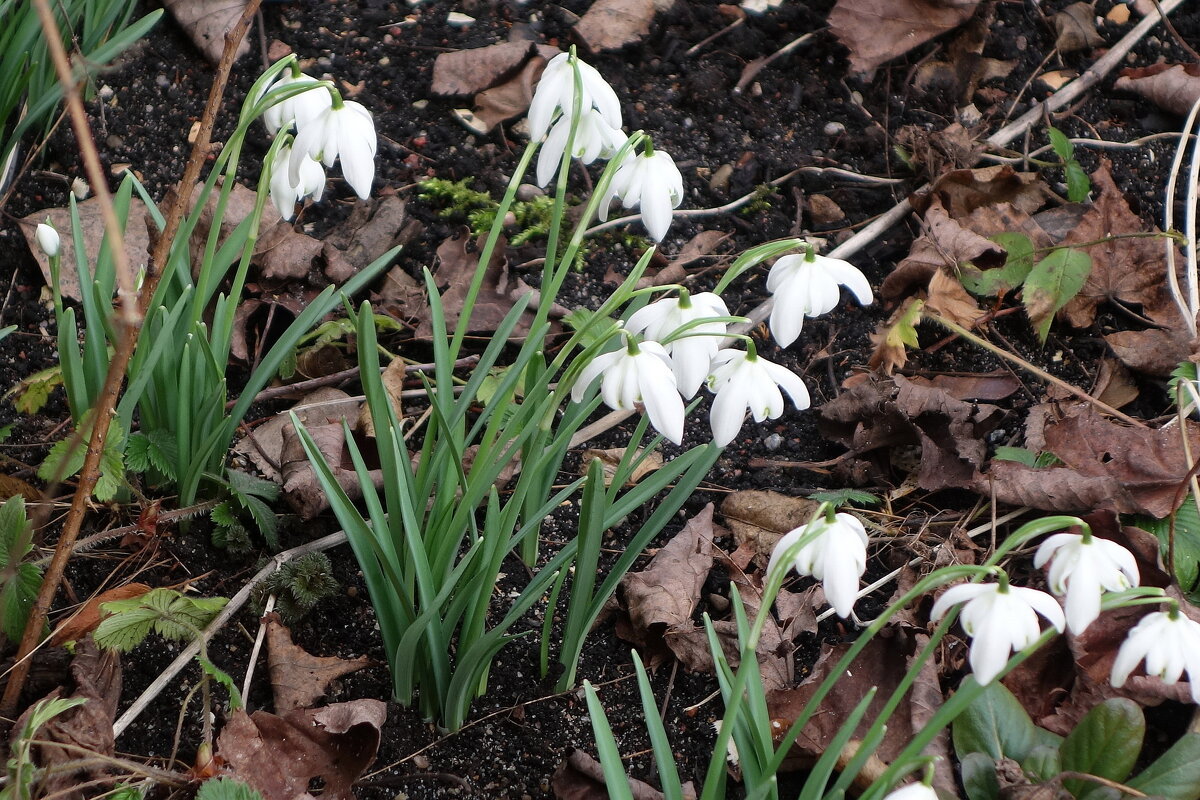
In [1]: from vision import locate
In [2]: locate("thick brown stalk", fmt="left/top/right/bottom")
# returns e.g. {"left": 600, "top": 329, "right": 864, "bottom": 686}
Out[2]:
{"left": 1, "top": 0, "right": 262, "bottom": 717}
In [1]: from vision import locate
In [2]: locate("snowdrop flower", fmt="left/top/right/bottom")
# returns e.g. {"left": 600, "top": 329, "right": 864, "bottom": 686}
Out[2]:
{"left": 571, "top": 334, "right": 685, "bottom": 445}
{"left": 599, "top": 144, "right": 685, "bottom": 242}
{"left": 626, "top": 290, "right": 729, "bottom": 398}
{"left": 290, "top": 96, "right": 377, "bottom": 200}
{"left": 1035, "top": 532, "right": 1139, "bottom": 634}
{"left": 528, "top": 52, "right": 621, "bottom": 142}
{"left": 35, "top": 221, "right": 59, "bottom": 258}
{"left": 269, "top": 143, "right": 326, "bottom": 221}
{"left": 769, "top": 510, "right": 868, "bottom": 618}
{"left": 705, "top": 346, "right": 809, "bottom": 447}
{"left": 931, "top": 577, "right": 1065, "bottom": 685}
{"left": 1111, "top": 606, "right": 1200, "bottom": 702}
{"left": 535, "top": 107, "right": 626, "bottom": 187}
{"left": 882, "top": 783, "right": 939, "bottom": 800}
{"left": 766, "top": 248, "right": 873, "bottom": 347}
{"left": 258, "top": 69, "right": 332, "bottom": 135}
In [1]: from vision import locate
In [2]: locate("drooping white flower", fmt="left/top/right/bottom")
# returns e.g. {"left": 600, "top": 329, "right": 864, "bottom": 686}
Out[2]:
{"left": 571, "top": 337, "right": 685, "bottom": 445}
{"left": 257, "top": 70, "right": 332, "bottom": 135}
{"left": 930, "top": 580, "right": 1065, "bottom": 685}
{"left": 535, "top": 108, "right": 627, "bottom": 187}
{"left": 269, "top": 143, "right": 326, "bottom": 221}
{"left": 528, "top": 52, "right": 622, "bottom": 142}
{"left": 769, "top": 511, "right": 868, "bottom": 618}
{"left": 705, "top": 348, "right": 809, "bottom": 447}
{"left": 626, "top": 291, "right": 729, "bottom": 398}
{"left": 1111, "top": 608, "right": 1200, "bottom": 703}
{"left": 1034, "top": 533, "right": 1139, "bottom": 634}
{"left": 599, "top": 147, "right": 684, "bottom": 242}
{"left": 766, "top": 251, "right": 873, "bottom": 347}
{"left": 290, "top": 99, "right": 377, "bottom": 200}
{"left": 35, "top": 222, "right": 60, "bottom": 258}
{"left": 882, "top": 783, "right": 939, "bottom": 800}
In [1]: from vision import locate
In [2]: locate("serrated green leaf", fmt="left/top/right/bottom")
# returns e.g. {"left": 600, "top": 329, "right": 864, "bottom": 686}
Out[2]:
{"left": 8, "top": 365, "right": 62, "bottom": 415}
{"left": 952, "top": 682, "right": 1038, "bottom": 762}
{"left": 1129, "top": 732, "right": 1200, "bottom": 800}
{"left": 94, "top": 604, "right": 158, "bottom": 651}
{"left": 124, "top": 433, "right": 152, "bottom": 473}
{"left": 961, "top": 752, "right": 1000, "bottom": 800}
{"left": 226, "top": 469, "right": 280, "bottom": 503}
{"left": 962, "top": 233, "right": 1035, "bottom": 297}
{"left": 1023, "top": 248, "right": 1091, "bottom": 344}
{"left": 196, "top": 778, "right": 264, "bottom": 800}
{"left": 211, "top": 501, "right": 238, "bottom": 528}
{"left": 808, "top": 489, "right": 880, "bottom": 508}
{"left": 1060, "top": 698, "right": 1143, "bottom": 799}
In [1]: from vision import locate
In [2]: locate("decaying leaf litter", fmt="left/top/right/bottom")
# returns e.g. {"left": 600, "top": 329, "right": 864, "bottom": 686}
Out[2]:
{"left": 3, "top": 0, "right": 1200, "bottom": 796}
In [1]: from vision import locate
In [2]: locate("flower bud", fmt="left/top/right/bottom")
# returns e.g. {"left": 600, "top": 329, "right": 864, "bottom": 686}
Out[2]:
{"left": 36, "top": 222, "right": 60, "bottom": 258}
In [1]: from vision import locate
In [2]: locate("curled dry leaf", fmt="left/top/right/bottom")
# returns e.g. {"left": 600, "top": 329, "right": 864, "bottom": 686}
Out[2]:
{"left": 265, "top": 613, "right": 372, "bottom": 713}
{"left": 868, "top": 297, "right": 923, "bottom": 375}
{"left": 574, "top": 0, "right": 675, "bottom": 52}
{"left": 551, "top": 748, "right": 696, "bottom": 799}
{"left": 431, "top": 41, "right": 542, "bottom": 96}
{"left": 163, "top": 0, "right": 249, "bottom": 65}
{"left": 321, "top": 195, "right": 423, "bottom": 283}
{"left": 881, "top": 196, "right": 1004, "bottom": 302}
{"left": 580, "top": 447, "right": 664, "bottom": 486}
{"left": 1115, "top": 62, "right": 1200, "bottom": 116}
{"left": 719, "top": 489, "right": 820, "bottom": 561}
{"left": 215, "top": 699, "right": 387, "bottom": 800}
{"left": 616, "top": 504, "right": 715, "bottom": 665}
{"left": 828, "top": 0, "right": 981, "bottom": 77}
{"left": 1053, "top": 2, "right": 1104, "bottom": 52}
{"left": 21, "top": 199, "right": 149, "bottom": 303}
{"left": 12, "top": 639, "right": 122, "bottom": 800}
{"left": 917, "top": 164, "right": 1047, "bottom": 218}
{"left": 234, "top": 388, "right": 361, "bottom": 482}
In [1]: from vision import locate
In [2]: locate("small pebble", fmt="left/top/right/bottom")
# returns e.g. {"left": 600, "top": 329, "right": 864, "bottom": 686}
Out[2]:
{"left": 516, "top": 183, "right": 544, "bottom": 201}
{"left": 447, "top": 11, "right": 475, "bottom": 26}
{"left": 823, "top": 121, "right": 845, "bottom": 137}
{"left": 155, "top": 74, "right": 170, "bottom": 89}
{"left": 763, "top": 433, "right": 783, "bottom": 450}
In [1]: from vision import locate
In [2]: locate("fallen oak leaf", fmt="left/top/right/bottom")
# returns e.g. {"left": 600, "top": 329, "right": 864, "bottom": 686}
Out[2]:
{"left": 215, "top": 699, "right": 387, "bottom": 800}
{"left": 265, "top": 613, "right": 372, "bottom": 713}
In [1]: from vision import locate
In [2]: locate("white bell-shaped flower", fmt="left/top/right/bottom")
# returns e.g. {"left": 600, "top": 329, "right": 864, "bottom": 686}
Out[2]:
{"left": 599, "top": 146, "right": 684, "bottom": 242}
{"left": 528, "top": 52, "right": 621, "bottom": 142}
{"left": 258, "top": 70, "right": 332, "bottom": 135}
{"left": 1034, "top": 532, "right": 1139, "bottom": 634}
{"left": 269, "top": 143, "right": 326, "bottom": 221}
{"left": 769, "top": 511, "right": 868, "bottom": 618}
{"left": 1111, "top": 608, "right": 1200, "bottom": 702}
{"left": 931, "top": 579, "right": 1065, "bottom": 685}
{"left": 705, "top": 348, "right": 809, "bottom": 447}
{"left": 290, "top": 98, "right": 377, "bottom": 200}
{"left": 766, "top": 250, "right": 873, "bottom": 347}
{"left": 626, "top": 291, "right": 728, "bottom": 398}
{"left": 535, "top": 108, "right": 626, "bottom": 187}
{"left": 35, "top": 222, "right": 60, "bottom": 258}
{"left": 571, "top": 336, "right": 685, "bottom": 445}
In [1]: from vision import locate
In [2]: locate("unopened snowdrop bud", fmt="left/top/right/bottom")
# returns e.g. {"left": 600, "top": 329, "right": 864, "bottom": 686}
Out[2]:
{"left": 767, "top": 248, "right": 873, "bottom": 347}
{"left": 882, "top": 781, "right": 939, "bottom": 800}
{"left": 599, "top": 142, "right": 684, "bottom": 242}
{"left": 769, "top": 509, "right": 868, "bottom": 619}
{"left": 36, "top": 221, "right": 60, "bottom": 258}
{"left": 528, "top": 51, "right": 621, "bottom": 141}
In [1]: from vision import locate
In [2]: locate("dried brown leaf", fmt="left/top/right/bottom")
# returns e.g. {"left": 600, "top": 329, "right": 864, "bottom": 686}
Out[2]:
{"left": 1104, "top": 325, "right": 1195, "bottom": 377}
{"left": 575, "top": 0, "right": 674, "bottom": 52}
{"left": 265, "top": 613, "right": 372, "bottom": 713}
{"left": 580, "top": 447, "right": 663, "bottom": 486}
{"left": 828, "top": 0, "right": 981, "bottom": 76}
{"left": 719, "top": 490, "right": 820, "bottom": 560}
{"left": 1115, "top": 62, "right": 1200, "bottom": 116}
{"left": 1053, "top": 2, "right": 1104, "bottom": 52}
{"left": 215, "top": 699, "right": 386, "bottom": 800}
{"left": 415, "top": 231, "right": 534, "bottom": 339}
{"left": 926, "top": 269, "right": 985, "bottom": 328}
{"left": 922, "top": 371, "right": 1022, "bottom": 401}
{"left": 881, "top": 196, "right": 1004, "bottom": 302}
{"left": 1059, "top": 163, "right": 1178, "bottom": 328}
{"left": 868, "top": 297, "right": 923, "bottom": 375}
{"left": 551, "top": 749, "right": 694, "bottom": 799}
{"left": 431, "top": 41, "right": 538, "bottom": 96}
{"left": 919, "top": 165, "right": 1047, "bottom": 218}
{"left": 234, "top": 388, "right": 361, "bottom": 482}
{"left": 322, "top": 196, "right": 422, "bottom": 283}
{"left": 163, "top": 0, "right": 249, "bottom": 65}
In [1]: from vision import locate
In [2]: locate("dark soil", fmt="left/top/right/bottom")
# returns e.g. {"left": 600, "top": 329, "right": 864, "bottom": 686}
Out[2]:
{"left": 2, "top": 0, "right": 1199, "bottom": 797}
